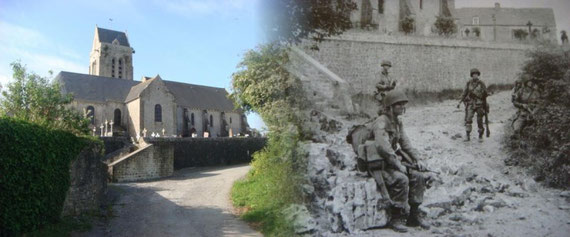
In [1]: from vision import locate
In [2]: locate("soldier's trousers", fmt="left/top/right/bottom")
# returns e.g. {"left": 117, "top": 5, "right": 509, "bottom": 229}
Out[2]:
{"left": 369, "top": 161, "right": 425, "bottom": 213}
{"left": 512, "top": 111, "right": 531, "bottom": 134}
{"left": 465, "top": 104, "right": 485, "bottom": 134}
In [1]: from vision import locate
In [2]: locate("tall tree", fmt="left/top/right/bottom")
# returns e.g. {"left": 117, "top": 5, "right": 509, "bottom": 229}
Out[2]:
{"left": 261, "top": 0, "right": 357, "bottom": 46}
{"left": 0, "top": 62, "right": 89, "bottom": 135}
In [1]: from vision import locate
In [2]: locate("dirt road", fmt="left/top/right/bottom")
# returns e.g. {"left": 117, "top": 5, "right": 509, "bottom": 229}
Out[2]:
{"left": 343, "top": 91, "right": 570, "bottom": 236}
{"left": 78, "top": 165, "right": 260, "bottom": 237}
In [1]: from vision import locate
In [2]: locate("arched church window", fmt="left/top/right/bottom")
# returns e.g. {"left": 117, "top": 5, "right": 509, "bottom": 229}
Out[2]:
{"left": 191, "top": 113, "right": 195, "bottom": 126}
{"left": 155, "top": 104, "right": 162, "bottom": 122}
{"left": 419, "top": 0, "right": 423, "bottom": 9}
{"left": 86, "top": 106, "right": 95, "bottom": 125}
{"left": 112, "top": 58, "right": 116, "bottom": 78}
{"left": 118, "top": 58, "right": 123, "bottom": 79}
{"left": 114, "top": 109, "right": 121, "bottom": 126}
{"left": 210, "top": 115, "right": 214, "bottom": 127}
{"left": 378, "top": 0, "right": 384, "bottom": 14}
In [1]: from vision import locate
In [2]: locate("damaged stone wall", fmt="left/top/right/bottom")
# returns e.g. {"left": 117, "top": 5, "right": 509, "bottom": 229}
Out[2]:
{"left": 62, "top": 142, "right": 107, "bottom": 216}
{"left": 288, "top": 47, "right": 392, "bottom": 234}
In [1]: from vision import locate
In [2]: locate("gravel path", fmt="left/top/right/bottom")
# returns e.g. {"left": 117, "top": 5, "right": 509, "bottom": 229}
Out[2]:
{"left": 77, "top": 164, "right": 261, "bottom": 237}
{"left": 334, "top": 91, "right": 570, "bottom": 236}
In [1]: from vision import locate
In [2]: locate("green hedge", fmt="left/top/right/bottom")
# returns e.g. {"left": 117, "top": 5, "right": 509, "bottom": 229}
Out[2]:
{"left": 0, "top": 117, "right": 90, "bottom": 235}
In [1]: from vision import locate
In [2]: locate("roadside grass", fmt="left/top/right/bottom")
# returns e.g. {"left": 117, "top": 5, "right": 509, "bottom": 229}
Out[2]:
{"left": 231, "top": 130, "right": 304, "bottom": 236}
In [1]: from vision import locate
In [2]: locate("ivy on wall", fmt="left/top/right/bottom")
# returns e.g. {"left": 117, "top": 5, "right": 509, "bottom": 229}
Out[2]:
{"left": 0, "top": 117, "right": 93, "bottom": 235}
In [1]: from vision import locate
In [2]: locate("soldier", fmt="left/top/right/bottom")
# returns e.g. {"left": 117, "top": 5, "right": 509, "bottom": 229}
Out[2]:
{"left": 457, "top": 68, "right": 488, "bottom": 141}
{"left": 374, "top": 60, "right": 397, "bottom": 107}
{"left": 371, "top": 90, "right": 429, "bottom": 232}
{"left": 511, "top": 74, "right": 540, "bottom": 135}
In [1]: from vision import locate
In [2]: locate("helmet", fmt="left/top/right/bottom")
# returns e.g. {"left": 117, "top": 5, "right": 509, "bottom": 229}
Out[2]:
{"left": 520, "top": 74, "right": 531, "bottom": 82}
{"left": 470, "top": 68, "right": 481, "bottom": 76}
{"left": 383, "top": 90, "right": 409, "bottom": 107}
{"left": 381, "top": 60, "right": 392, "bottom": 67}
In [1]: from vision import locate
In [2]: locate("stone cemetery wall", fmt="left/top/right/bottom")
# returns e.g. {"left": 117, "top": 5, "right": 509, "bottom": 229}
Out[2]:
{"left": 62, "top": 142, "right": 107, "bottom": 216}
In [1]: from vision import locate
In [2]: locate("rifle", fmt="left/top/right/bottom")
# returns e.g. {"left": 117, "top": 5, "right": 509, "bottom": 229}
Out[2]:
{"left": 483, "top": 97, "right": 490, "bottom": 137}
{"left": 395, "top": 149, "right": 440, "bottom": 175}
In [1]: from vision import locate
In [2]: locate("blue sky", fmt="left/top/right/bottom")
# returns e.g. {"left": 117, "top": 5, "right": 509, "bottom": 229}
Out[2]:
{"left": 1, "top": 0, "right": 569, "bottom": 131}
{"left": 0, "top": 0, "right": 267, "bottom": 130}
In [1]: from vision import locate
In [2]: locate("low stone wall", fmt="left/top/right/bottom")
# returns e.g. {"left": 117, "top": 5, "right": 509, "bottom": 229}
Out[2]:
{"left": 101, "top": 137, "right": 130, "bottom": 156}
{"left": 62, "top": 142, "right": 107, "bottom": 216}
{"left": 145, "top": 137, "right": 267, "bottom": 170}
{"left": 110, "top": 143, "right": 174, "bottom": 182}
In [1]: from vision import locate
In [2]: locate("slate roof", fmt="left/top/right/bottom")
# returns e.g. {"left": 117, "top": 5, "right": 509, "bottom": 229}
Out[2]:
{"left": 55, "top": 72, "right": 239, "bottom": 112}
{"left": 455, "top": 7, "right": 556, "bottom": 27}
{"left": 163, "top": 80, "right": 237, "bottom": 112}
{"left": 56, "top": 71, "right": 139, "bottom": 103}
{"left": 97, "top": 27, "right": 130, "bottom": 46}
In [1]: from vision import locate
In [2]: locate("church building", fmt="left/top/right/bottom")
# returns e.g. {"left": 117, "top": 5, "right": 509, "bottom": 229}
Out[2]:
{"left": 55, "top": 27, "right": 248, "bottom": 138}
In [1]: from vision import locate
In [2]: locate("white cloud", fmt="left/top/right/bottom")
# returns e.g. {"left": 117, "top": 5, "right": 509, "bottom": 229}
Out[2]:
{"left": 0, "top": 21, "right": 86, "bottom": 83}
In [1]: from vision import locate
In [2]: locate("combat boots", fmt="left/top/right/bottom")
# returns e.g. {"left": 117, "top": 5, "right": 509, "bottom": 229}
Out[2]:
{"left": 407, "top": 204, "right": 430, "bottom": 230}
{"left": 464, "top": 131, "right": 471, "bottom": 142}
{"left": 388, "top": 208, "right": 408, "bottom": 233}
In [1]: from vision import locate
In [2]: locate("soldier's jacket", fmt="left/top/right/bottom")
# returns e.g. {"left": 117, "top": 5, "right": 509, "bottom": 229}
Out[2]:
{"left": 370, "top": 113, "right": 421, "bottom": 166}
{"left": 512, "top": 84, "right": 540, "bottom": 113}
{"left": 375, "top": 71, "right": 395, "bottom": 94}
{"left": 461, "top": 79, "right": 488, "bottom": 105}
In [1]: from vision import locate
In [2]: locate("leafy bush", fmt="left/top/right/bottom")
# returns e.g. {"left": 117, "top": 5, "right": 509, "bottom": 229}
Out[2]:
{"left": 230, "top": 43, "right": 307, "bottom": 236}
{"left": 0, "top": 117, "right": 91, "bottom": 235}
{"left": 0, "top": 62, "right": 89, "bottom": 135}
{"left": 434, "top": 15, "right": 457, "bottom": 36}
{"left": 513, "top": 29, "right": 528, "bottom": 41}
{"left": 400, "top": 16, "right": 415, "bottom": 34}
{"left": 505, "top": 47, "right": 570, "bottom": 188}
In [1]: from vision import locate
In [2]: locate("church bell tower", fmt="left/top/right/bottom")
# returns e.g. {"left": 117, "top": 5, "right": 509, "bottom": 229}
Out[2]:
{"left": 89, "top": 26, "right": 134, "bottom": 80}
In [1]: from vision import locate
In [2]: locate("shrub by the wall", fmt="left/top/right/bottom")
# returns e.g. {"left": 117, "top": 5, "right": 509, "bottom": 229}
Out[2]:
{"left": 505, "top": 47, "right": 570, "bottom": 188}
{"left": 0, "top": 117, "right": 92, "bottom": 235}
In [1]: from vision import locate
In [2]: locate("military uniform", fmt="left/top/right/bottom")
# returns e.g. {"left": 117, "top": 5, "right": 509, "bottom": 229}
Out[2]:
{"left": 460, "top": 69, "right": 488, "bottom": 139}
{"left": 370, "top": 113, "right": 425, "bottom": 211}
{"left": 374, "top": 60, "right": 396, "bottom": 107}
{"left": 511, "top": 76, "right": 540, "bottom": 134}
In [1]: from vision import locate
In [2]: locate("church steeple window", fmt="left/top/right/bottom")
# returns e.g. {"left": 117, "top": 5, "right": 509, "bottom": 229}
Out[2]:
{"left": 210, "top": 115, "right": 214, "bottom": 127}
{"left": 112, "top": 58, "right": 116, "bottom": 78}
{"left": 191, "top": 113, "right": 195, "bottom": 126}
{"left": 118, "top": 58, "right": 123, "bottom": 79}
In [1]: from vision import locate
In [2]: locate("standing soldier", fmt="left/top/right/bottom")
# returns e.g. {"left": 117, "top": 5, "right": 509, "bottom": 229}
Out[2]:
{"left": 375, "top": 60, "right": 397, "bottom": 109}
{"left": 457, "top": 68, "right": 488, "bottom": 141}
{"left": 511, "top": 74, "right": 540, "bottom": 135}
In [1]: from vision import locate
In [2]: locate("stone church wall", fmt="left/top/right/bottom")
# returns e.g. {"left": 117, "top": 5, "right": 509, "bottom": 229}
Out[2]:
{"left": 127, "top": 98, "right": 141, "bottom": 138}
{"left": 70, "top": 100, "right": 127, "bottom": 134}
{"left": 140, "top": 81, "right": 177, "bottom": 137}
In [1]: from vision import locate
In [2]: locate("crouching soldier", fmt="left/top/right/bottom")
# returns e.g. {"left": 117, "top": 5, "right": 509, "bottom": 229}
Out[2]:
{"left": 511, "top": 74, "right": 540, "bottom": 135}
